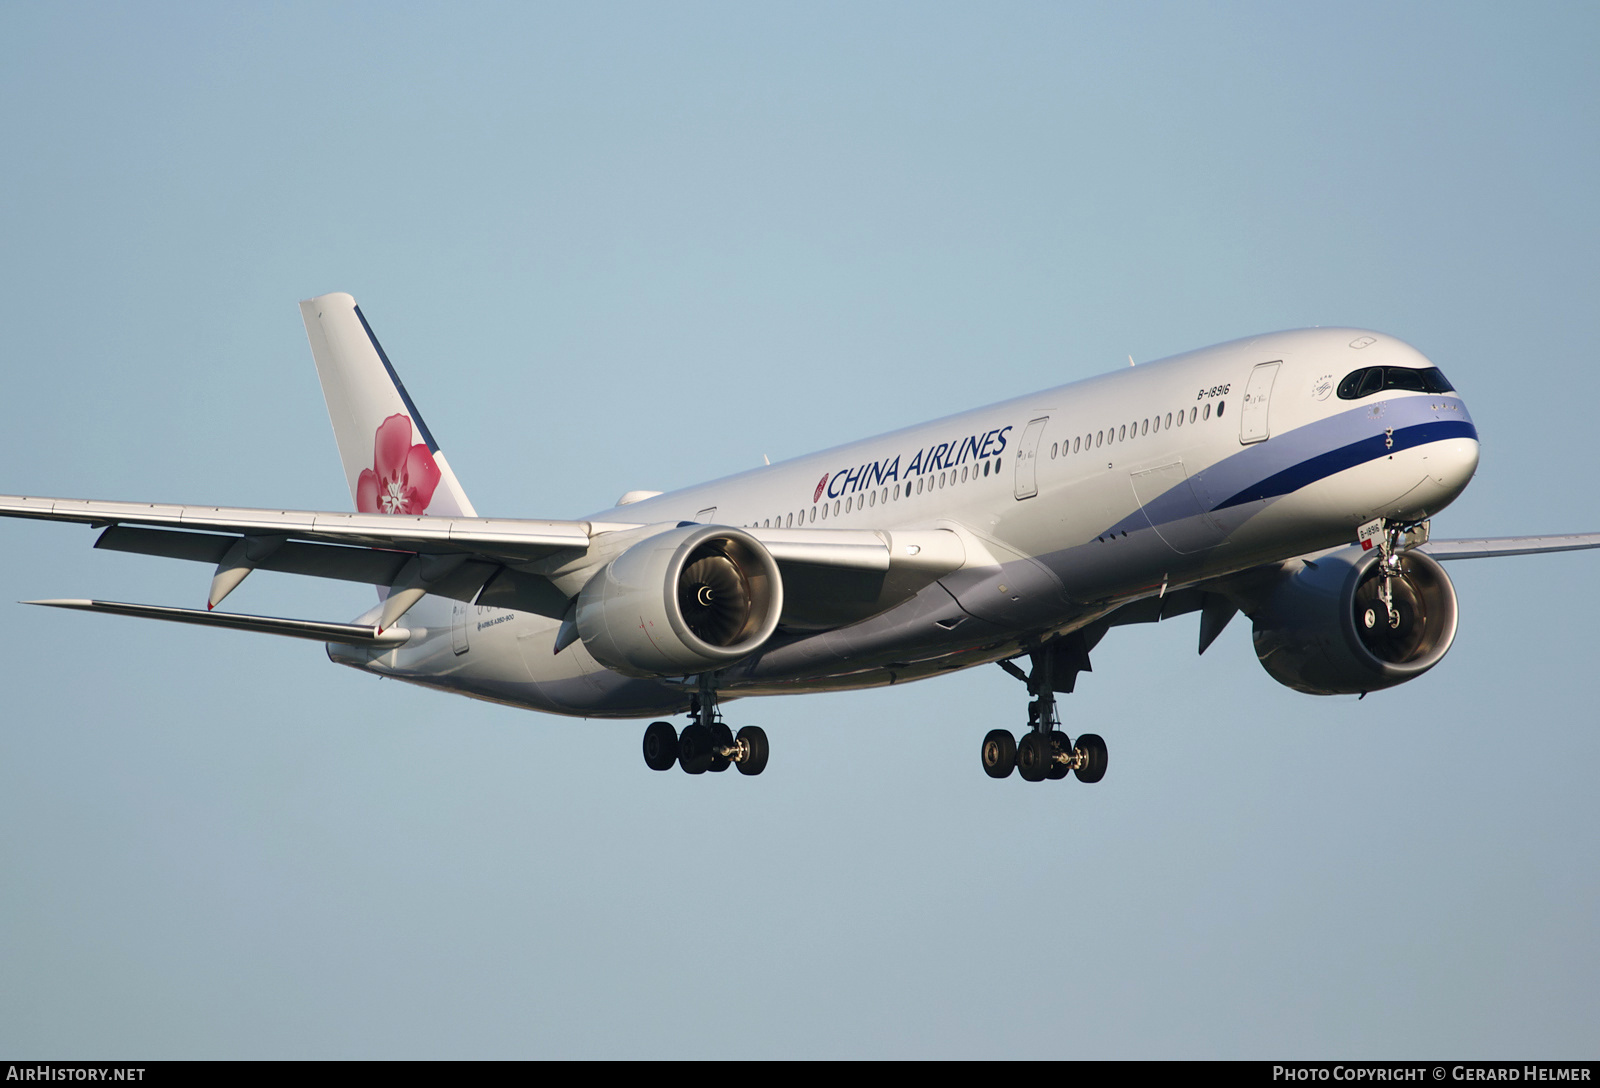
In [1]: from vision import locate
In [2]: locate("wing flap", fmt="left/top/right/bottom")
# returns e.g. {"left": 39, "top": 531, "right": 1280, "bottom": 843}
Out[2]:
{"left": 96, "top": 525, "right": 415, "bottom": 586}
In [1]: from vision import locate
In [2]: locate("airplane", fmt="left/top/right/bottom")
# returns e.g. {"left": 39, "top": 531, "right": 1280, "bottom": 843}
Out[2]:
{"left": 3, "top": 292, "right": 1597, "bottom": 782}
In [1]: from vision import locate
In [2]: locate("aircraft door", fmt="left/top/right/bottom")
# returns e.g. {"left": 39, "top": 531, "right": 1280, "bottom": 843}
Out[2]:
{"left": 452, "top": 602, "right": 470, "bottom": 655}
{"left": 1013, "top": 417, "right": 1049, "bottom": 500}
{"left": 1239, "top": 361, "right": 1281, "bottom": 444}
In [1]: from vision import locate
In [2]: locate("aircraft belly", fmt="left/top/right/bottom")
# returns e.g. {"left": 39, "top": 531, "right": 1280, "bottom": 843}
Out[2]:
{"left": 346, "top": 601, "right": 679, "bottom": 718}
{"left": 509, "top": 614, "right": 687, "bottom": 717}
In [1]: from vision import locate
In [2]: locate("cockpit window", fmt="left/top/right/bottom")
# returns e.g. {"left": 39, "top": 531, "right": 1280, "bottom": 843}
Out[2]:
{"left": 1337, "top": 366, "right": 1455, "bottom": 400}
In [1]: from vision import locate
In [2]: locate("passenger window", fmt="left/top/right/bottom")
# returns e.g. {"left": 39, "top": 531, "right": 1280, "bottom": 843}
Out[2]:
{"left": 820, "top": 503, "right": 827, "bottom": 519}
{"left": 1203, "top": 403, "right": 1211, "bottom": 420}
{"left": 1190, "top": 407, "right": 1197, "bottom": 423}
{"left": 1166, "top": 412, "right": 1172, "bottom": 428}
{"left": 846, "top": 497, "right": 852, "bottom": 513}
{"left": 1217, "top": 400, "right": 1225, "bottom": 417}
{"left": 1142, "top": 419, "right": 1149, "bottom": 436}
{"left": 1118, "top": 425, "right": 1126, "bottom": 442}
{"left": 983, "top": 460, "right": 991, "bottom": 476}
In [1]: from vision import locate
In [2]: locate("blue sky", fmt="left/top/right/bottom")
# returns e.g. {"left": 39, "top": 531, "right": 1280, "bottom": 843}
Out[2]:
{"left": 2, "top": 2, "right": 1597, "bottom": 1057}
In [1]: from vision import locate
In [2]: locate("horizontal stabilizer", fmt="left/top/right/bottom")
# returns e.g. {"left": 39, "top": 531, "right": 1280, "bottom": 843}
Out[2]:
{"left": 23, "top": 599, "right": 411, "bottom": 646}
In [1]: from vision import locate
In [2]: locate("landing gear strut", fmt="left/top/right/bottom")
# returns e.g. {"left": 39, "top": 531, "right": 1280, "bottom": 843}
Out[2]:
{"left": 984, "top": 633, "right": 1109, "bottom": 785}
{"left": 640, "top": 673, "right": 769, "bottom": 776}
{"left": 1365, "top": 518, "right": 1429, "bottom": 634}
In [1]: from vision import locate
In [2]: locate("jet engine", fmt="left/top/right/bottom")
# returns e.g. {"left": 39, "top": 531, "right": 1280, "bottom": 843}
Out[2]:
{"left": 1250, "top": 545, "right": 1458, "bottom": 696}
{"left": 575, "top": 524, "right": 783, "bottom": 678}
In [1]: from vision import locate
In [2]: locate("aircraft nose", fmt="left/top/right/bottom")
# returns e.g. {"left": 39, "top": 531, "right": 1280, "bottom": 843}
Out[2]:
{"left": 1426, "top": 434, "right": 1479, "bottom": 501}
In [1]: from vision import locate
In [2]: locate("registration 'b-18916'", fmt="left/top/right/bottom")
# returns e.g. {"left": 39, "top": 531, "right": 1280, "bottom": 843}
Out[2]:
{"left": 3, "top": 294, "right": 1595, "bottom": 782}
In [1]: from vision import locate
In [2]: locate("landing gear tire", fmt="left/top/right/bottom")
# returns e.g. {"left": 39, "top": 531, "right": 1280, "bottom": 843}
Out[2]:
{"left": 679, "top": 722, "right": 713, "bottom": 774}
{"left": 1046, "top": 730, "right": 1071, "bottom": 780}
{"left": 708, "top": 723, "right": 734, "bottom": 772}
{"left": 735, "top": 726, "right": 769, "bottom": 776}
{"left": 1016, "top": 731, "right": 1052, "bottom": 782}
{"left": 642, "top": 721, "right": 679, "bottom": 771}
{"left": 1073, "top": 733, "right": 1108, "bottom": 784}
{"left": 981, "top": 729, "right": 1016, "bottom": 779}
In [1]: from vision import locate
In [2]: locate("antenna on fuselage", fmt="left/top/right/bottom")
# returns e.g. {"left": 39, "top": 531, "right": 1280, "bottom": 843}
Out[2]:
{"left": 1128, "top": 354, "right": 1136, "bottom": 367}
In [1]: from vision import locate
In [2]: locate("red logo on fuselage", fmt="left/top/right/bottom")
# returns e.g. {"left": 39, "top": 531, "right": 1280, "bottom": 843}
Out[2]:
{"left": 813, "top": 473, "right": 828, "bottom": 503}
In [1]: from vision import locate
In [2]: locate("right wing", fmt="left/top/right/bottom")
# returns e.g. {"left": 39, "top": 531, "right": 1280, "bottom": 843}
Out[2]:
{"left": 1419, "top": 534, "right": 1600, "bottom": 560}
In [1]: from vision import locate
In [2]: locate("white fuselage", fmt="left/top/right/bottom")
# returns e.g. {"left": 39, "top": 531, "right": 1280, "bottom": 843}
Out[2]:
{"left": 334, "top": 327, "right": 1479, "bottom": 718}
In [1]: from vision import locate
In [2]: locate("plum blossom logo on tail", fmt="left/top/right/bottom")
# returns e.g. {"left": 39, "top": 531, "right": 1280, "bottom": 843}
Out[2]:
{"left": 357, "top": 414, "right": 442, "bottom": 514}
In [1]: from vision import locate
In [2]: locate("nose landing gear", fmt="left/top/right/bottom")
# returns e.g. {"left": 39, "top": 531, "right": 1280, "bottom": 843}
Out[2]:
{"left": 640, "top": 674, "right": 769, "bottom": 776}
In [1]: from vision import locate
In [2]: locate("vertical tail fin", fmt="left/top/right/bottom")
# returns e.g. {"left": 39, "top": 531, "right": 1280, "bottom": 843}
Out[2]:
{"left": 299, "top": 292, "right": 477, "bottom": 518}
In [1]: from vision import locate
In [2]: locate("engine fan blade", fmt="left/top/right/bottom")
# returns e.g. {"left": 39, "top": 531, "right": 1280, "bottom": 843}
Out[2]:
{"left": 679, "top": 553, "right": 752, "bottom": 645}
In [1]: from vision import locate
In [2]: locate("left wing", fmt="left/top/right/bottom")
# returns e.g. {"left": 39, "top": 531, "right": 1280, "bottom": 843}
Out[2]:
{"left": 0, "top": 494, "right": 596, "bottom": 558}
{"left": 0, "top": 493, "right": 965, "bottom": 637}
{"left": 0, "top": 493, "right": 606, "bottom": 629}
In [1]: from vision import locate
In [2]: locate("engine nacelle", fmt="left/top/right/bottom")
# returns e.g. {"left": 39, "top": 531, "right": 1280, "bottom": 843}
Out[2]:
{"left": 575, "top": 524, "right": 783, "bottom": 678}
{"left": 1251, "top": 545, "right": 1458, "bottom": 696}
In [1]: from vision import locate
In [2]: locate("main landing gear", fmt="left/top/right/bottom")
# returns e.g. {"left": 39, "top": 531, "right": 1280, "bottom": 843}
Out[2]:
{"left": 641, "top": 674, "right": 769, "bottom": 776}
{"left": 983, "top": 634, "right": 1109, "bottom": 785}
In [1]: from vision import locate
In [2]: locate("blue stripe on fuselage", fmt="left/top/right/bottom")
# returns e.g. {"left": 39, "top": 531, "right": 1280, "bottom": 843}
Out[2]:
{"left": 1214, "top": 418, "right": 1478, "bottom": 509}
{"left": 1100, "top": 396, "right": 1476, "bottom": 539}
